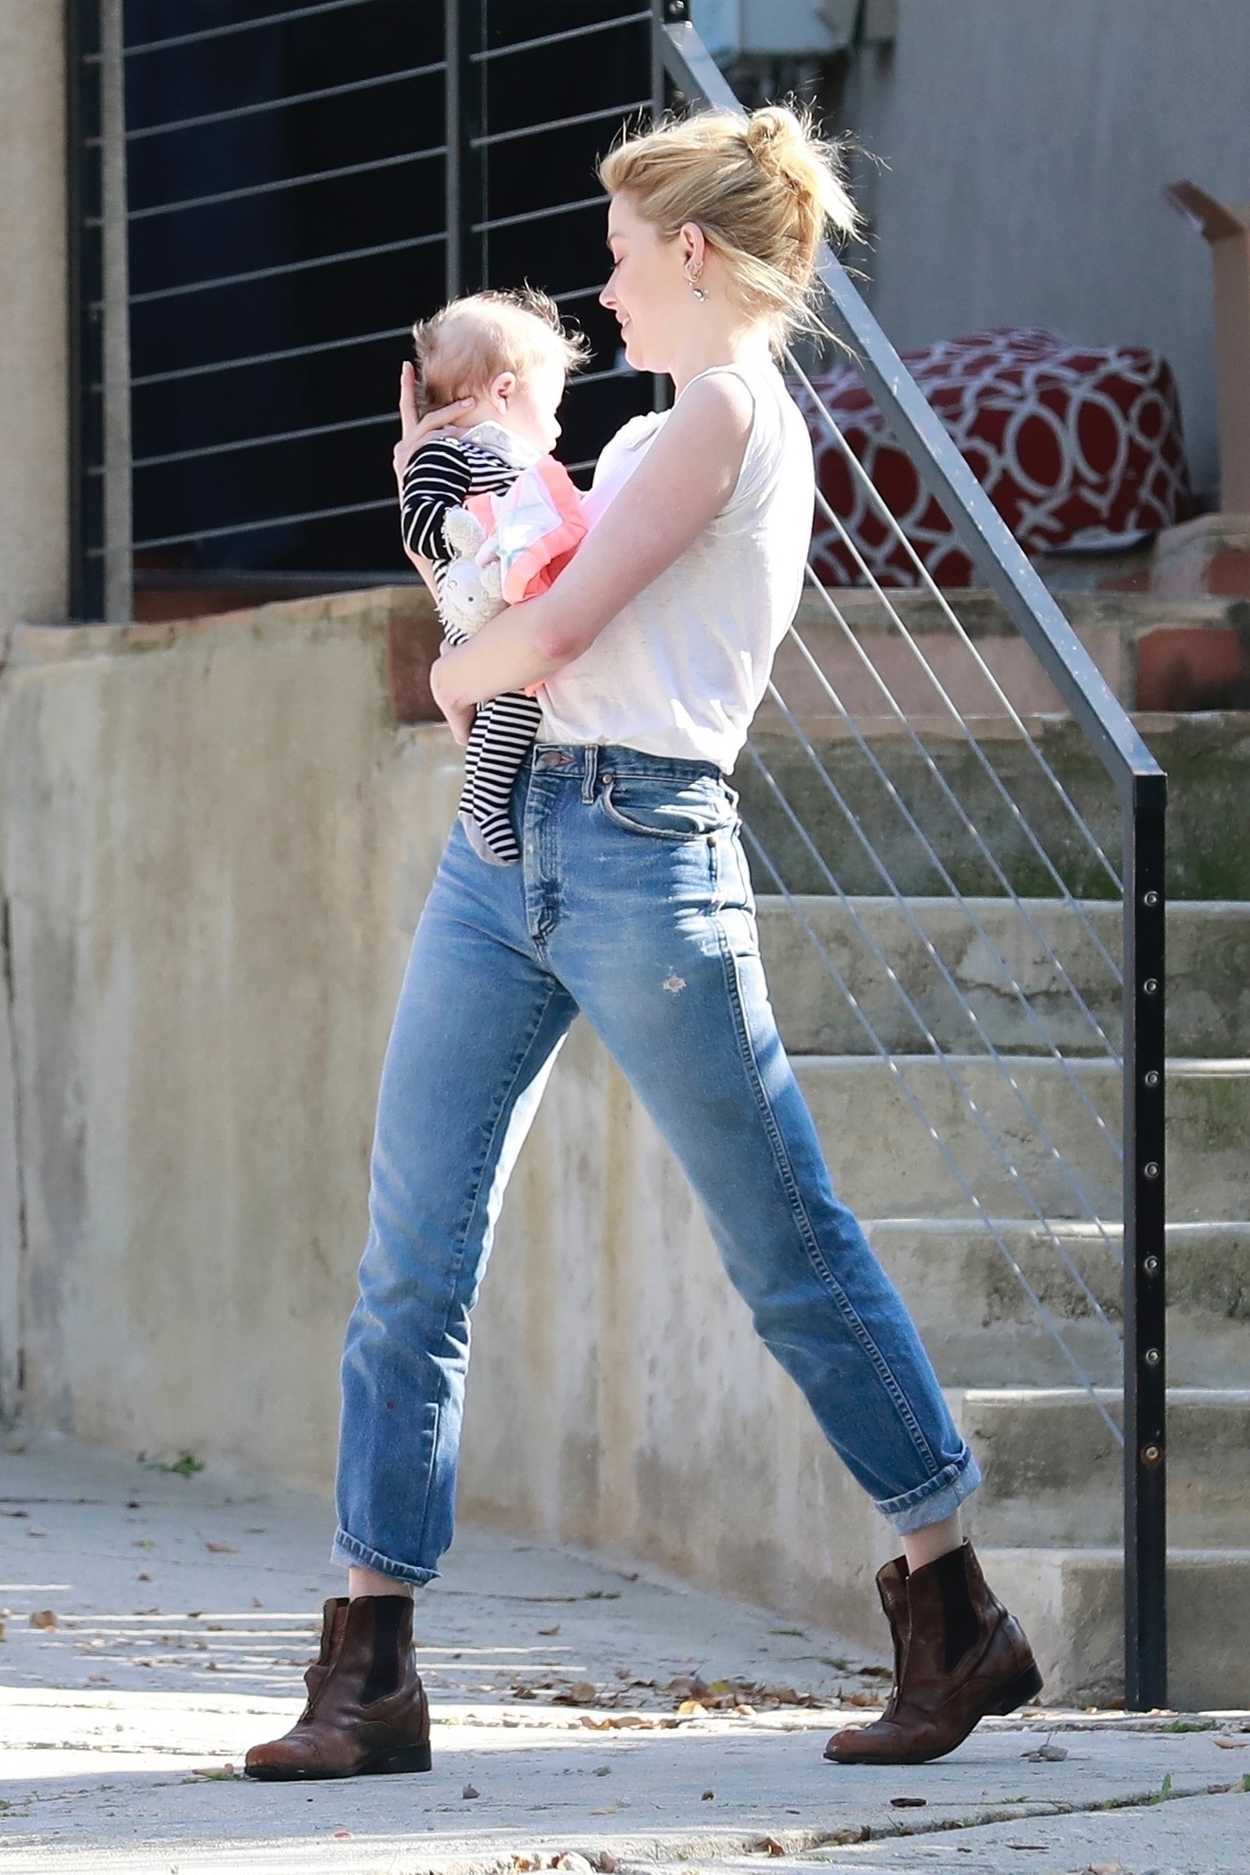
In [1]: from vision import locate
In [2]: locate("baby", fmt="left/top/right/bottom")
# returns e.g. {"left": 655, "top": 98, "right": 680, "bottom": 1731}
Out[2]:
{"left": 401, "top": 287, "right": 590, "bottom": 866}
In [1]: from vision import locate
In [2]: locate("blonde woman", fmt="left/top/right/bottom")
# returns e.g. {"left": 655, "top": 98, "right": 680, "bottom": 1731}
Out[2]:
{"left": 246, "top": 105, "right": 1040, "bottom": 1784}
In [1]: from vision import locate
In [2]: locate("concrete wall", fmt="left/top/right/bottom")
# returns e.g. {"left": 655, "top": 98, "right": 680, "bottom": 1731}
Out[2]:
{"left": 0, "top": 596, "right": 888, "bottom": 1645}
{"left": 0, "top": 0, "right": 71, "bottom": 1420}
{"left": 846, "top": 0, "right": 1250, "bottom": 506}
{"left": 0, "top": 0, "right": 68, "bottom": 635}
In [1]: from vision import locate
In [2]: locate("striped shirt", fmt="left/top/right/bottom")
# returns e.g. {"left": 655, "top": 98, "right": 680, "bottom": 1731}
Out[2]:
{"left": 400, "top": 423, "right": 544, "bottom": 867}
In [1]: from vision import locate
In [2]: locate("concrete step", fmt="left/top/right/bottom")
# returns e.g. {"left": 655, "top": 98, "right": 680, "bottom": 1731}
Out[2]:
{"left": 981, "top": 1546, "right": 1250, "bottom": 1709}
{"left": 762, "top": 588, "right": 1245, "bottom": 721}
{"left": 738, "top": 710, "right": 1250, "bottom": 900}
{"left": 865, "top": 1220, "right": 1250, "bottom": 1388}
{"left": 795, "top": 1054, "right": 1248, "bottom": 1221}
{"left": 956, "top": 1388, "right": 1250, "bottom": 1549}
{"left": 758, "top": 895, "right": 1250, "bottom": 1059}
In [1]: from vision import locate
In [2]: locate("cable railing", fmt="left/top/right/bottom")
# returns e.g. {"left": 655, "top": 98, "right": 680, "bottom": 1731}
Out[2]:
{"left": 654, "top": 0, "right": 1166, "bottom": 1709}
{"left": 69, "top": 0, "right": 652, "bottom": 611}
{"left": 67, "top": 0, "right": 1167, "bottom": 1710}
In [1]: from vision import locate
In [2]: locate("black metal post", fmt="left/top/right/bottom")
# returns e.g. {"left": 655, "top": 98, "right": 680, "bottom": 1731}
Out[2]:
{"left": 445, "top": 0, "right": 484, "bottom": 300}
{"left": 1122, "top": 773, "right": 1168, "bottom": 1709}
{"left": 66, "top": 0, "right": 104, "bottom": 622}
{"left": 648, "top": 0, "right": 685, "bottom": 414}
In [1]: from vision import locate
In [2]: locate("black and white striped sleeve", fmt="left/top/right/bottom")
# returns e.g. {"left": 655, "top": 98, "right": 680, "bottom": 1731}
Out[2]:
{"left": 400, "top": 439, "right": 473, "bottom": 562}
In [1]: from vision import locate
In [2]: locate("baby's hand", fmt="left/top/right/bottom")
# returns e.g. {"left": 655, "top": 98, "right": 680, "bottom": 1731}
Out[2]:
{"left": 393, "top": 365, "right": 475, "bottom": 481}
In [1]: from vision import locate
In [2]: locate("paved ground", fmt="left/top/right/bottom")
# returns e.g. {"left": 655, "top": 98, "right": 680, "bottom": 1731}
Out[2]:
{"left": 1, "top": 1427, "right": 1247, "bottom": 1874}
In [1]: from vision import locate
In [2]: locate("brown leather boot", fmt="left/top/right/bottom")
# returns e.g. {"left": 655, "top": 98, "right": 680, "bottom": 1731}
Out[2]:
{"left": 300, "top": 1596, "right": 350, "bottom": 1710}
{"left": 244, "top": 1594, "right": 431, "bottom": 1780}
{"left": 825, "top": 1541, "right": 1042, "bottom": 1765}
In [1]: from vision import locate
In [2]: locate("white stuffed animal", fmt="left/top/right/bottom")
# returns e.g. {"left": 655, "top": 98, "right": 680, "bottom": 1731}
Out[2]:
{"left": 439, "top": 504, "right": 506, "bottom": 636}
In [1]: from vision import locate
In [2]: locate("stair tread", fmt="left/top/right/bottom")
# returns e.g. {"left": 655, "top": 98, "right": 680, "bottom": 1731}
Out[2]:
{"left": 959, "top": 1386, "right": 1250, "bottom": 1405}
{"left": 792, "top": 1054, "right": 1250, "bottom": 1071}
{"left": 979, "top": 1545, "right": 1250, "bottom": 1563}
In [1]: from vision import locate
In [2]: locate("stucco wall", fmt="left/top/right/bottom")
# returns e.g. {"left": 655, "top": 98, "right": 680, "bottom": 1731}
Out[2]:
{"left": 0, "top": 0, "right": 68, "bottom": 634}
{"left": 847, "top": 0, "right": 1250, "bottom": 506}
{"left": 0, "top": 0, "right": 70, "bottom": 1417}
{"left": 0, "top": 595, "right": 887, "bottom": 1643}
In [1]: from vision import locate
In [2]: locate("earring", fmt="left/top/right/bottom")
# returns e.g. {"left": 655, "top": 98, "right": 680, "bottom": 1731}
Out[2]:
{"left": 686, "top": 269, "right": 708, "bottom": 302}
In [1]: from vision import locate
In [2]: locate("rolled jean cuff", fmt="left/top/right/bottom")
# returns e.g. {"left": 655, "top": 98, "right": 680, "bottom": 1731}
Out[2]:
{"left": 330, "top": 1526, "right": 440, "bottom": 1586}
{"left": 876, "top": 1447, "right": 982, "bottom": 1535}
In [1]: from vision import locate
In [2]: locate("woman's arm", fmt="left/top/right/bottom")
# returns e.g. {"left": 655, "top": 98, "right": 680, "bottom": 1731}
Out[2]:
{"left": 430, "top": 373, "right": 755, "bottom": 712}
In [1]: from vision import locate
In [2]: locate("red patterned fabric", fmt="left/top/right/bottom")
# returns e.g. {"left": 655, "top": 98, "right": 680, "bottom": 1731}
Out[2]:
{"left": 791, "top": 327, "right": 1193, "bottom": 589}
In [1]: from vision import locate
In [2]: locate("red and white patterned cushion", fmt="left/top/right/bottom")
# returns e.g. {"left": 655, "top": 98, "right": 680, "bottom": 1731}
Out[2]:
{"left": 791, "top": 327, "right": 1193, "bottom": 589}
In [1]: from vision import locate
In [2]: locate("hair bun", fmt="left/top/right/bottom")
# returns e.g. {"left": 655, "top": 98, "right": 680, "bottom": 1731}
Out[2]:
{"left": 743, "top": 106, "right": 803, "bottom": 173}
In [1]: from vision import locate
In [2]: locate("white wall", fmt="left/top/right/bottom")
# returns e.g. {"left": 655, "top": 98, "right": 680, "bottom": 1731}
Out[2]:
{"left": 844, "top": 0, "right": 1250, "bottom": 505}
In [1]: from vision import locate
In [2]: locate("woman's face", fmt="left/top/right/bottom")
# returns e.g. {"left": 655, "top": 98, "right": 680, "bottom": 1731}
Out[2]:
{"left": 599, "top": 192, "right": 686, "bottom": 373}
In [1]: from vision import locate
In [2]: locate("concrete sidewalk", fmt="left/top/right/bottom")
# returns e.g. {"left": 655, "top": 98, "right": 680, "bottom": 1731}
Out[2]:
{"left": 1, "top": 1428, "right": 1247, "bottom": 1874}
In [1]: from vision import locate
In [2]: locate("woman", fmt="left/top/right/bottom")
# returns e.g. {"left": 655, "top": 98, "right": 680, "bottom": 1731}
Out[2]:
{"left": 245, "top": 104, "right": 1040, "bottom": 1785}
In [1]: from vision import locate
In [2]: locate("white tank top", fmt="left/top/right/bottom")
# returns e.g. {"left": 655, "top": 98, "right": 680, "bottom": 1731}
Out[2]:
{"left": 536, "top": 359, "right": 815, "bottom": 774}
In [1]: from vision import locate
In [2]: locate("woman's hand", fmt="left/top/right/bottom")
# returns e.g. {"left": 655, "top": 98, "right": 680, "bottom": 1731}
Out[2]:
{"left": 429, "top": 654, "right": 475, "bottom": 747}
{"left": 393, "top": 363, "right": 474, "bottom": 484}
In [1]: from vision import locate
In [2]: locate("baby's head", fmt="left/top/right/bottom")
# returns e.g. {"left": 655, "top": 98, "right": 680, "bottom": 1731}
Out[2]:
{"left": 412, "top": 286, "right": 590, "bottom": 456}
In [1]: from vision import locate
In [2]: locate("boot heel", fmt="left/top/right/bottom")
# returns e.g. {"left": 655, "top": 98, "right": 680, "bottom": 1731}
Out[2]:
{"left": 989, "top": 1662, "right": 1044, "bottom": 1716}
{"left": 375, "top": 1740, "right": 432, "bottom": 1774}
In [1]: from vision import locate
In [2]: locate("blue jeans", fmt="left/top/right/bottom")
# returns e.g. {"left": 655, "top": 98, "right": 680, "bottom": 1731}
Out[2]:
{"left": 331, "top": 742, "right": 980, "bottom": 1584}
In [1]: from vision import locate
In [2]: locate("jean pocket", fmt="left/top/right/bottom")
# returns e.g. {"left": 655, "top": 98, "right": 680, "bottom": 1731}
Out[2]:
{"left": 597, "top": 771, "right": 740, "bottom": 842}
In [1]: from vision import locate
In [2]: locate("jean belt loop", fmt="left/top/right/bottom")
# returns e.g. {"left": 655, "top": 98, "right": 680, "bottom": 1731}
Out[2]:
{"left": 581, "top": 743, "right": 599, "bottom": 804}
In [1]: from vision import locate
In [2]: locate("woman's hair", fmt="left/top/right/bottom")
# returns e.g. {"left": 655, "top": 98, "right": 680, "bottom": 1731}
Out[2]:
{"left": 411, "top": 285, "right": 591, "bottom": 415}
{"left": 597, "top": 102, "right": 864, "bottom": 355}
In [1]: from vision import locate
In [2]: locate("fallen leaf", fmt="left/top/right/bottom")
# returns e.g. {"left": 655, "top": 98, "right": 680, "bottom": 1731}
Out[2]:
{"left": 1215, "top": 1735, "right": 1250, "bottom": 1748}
{"left": 553, "top": 1857, "right": 594, "bottom": 1873}
{"left": 538, "top": 1624, "right": 561, "bottom": 1636}
{"left": 677, "top": 1699, "right": 707, "bottom": 1717}
{"left": 1022, "top": 1741, "right": 1068, "bottom": 1762}
{"left": 665, "top": 1675, "right": 709, "bottom": 1699}
{"left": 701, "top": 1789, "right": 715, "bottom": 1801}
{"left": 332, "top": 1828, "right": 352, "bottom": 1839}
{"left": 842, "top": 1691, "right": 883, "bottom": 1708}
{"left": 29, "top": 1609, "right": 58, "bottom": 1630}
{"left": 462, "top": 1783, "right": 480, "bottom": 1799}
{"left": 205, "top": 1540, "right": 237, "bottom": 1553}
{"left": 889, "top": 1796, "right": 927, "bottom": 1808}
{"left": 1085, "top": 1864, "right": 1125, "bottom": 1875}
{"left": 752, "top": 1838, "right": 786, "bottom": 1857}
